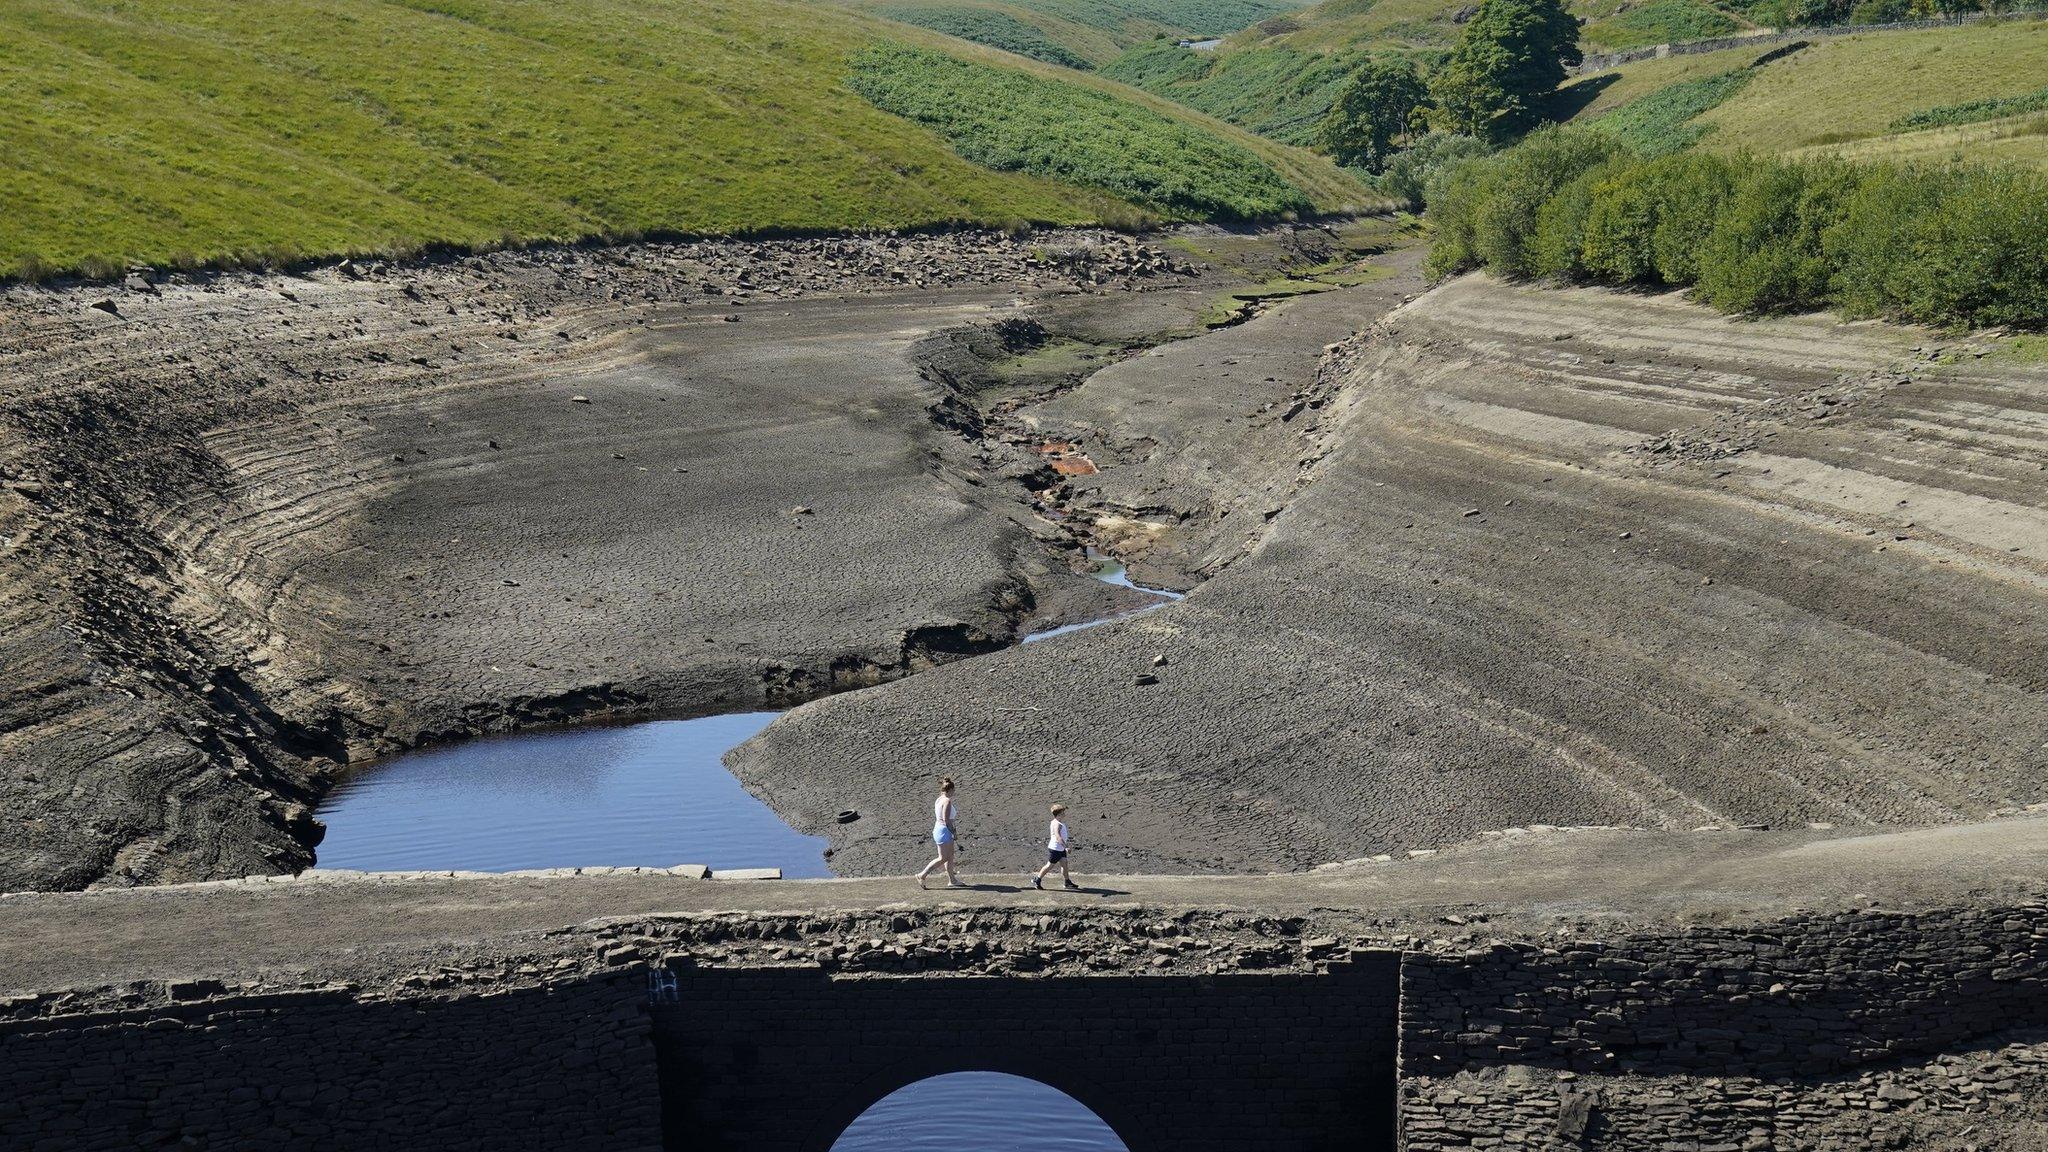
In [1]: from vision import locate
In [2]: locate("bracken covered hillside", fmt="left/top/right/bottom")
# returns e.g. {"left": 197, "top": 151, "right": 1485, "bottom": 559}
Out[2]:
{"left": 0, "top": 0, "right": 1366, "bottom": 279}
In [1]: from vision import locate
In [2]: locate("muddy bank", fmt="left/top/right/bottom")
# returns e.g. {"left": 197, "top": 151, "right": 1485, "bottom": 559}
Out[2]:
{"left": 0, "top": 227, "right": 1298, "bottom": 892}
{"left": 734, "top": 272, "right": 2048, "bottom": 877}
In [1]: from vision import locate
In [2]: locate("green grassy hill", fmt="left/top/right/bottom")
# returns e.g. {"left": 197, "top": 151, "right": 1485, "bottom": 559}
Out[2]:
{"left": 845, "top": 0, "right": 1312, "bottom": 68}
{"left": 0, "top": 0, "right": 1369, "bottom": 280}
{"left": 1564, "top": 21, "right": 2048, "bottom": 163}
{"left": 1095, "top": 0, "right": 2040, "bottom": 162}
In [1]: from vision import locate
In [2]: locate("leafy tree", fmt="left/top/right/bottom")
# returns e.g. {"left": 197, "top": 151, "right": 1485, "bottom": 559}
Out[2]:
{"left": 1429, "top": 0, "right": 1583, "bottom": 145}
{"left": 1316, "top": 57, "right": 1429, "bottom": 173}
{"left": 1377, "top": 131, "right": 1488, "bottom": 208}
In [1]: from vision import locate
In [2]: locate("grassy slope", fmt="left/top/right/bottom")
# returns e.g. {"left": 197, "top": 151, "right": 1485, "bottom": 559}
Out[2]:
{"left": 875, "top": 4, "right": 1099, "bottom": 67}
{"left": 1097, "top": 0, "right": 1761, "bottom": 146}
{"left": 848, "top": 44, "right": 1317, "bottom": 217}
{"left": 843, "top": 0, "right": 1313, "bottom": 67}
{"left": 0, "top": 0, "right": 1365, "bottom": 278}
{"left": 1566, "top": 21, "right": 2048, "bottom": 161}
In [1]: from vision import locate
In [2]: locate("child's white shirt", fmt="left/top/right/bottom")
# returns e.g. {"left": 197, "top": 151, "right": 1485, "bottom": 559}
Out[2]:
{"left": 1048, "top": 819, "right": 1069, "bottom": 851}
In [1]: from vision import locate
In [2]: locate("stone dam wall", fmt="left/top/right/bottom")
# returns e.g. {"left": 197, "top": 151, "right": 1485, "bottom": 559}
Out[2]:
{"left": 2, "top": 901, "right": 2044, "bottom": 1150}
{"left": 652, "top": 959, "right": 1400, "bottom": 1152}
{"left": 1398, "top": 904, "right": 2048, "bottom": 1150}
{"left": 0, "top": 971, "right": 662, "bottom": 1152}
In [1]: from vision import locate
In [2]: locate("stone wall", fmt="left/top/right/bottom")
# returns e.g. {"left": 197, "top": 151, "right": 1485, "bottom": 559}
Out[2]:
{"left": 651, "top": 955, "right": 1401, "bottom": 1152}
{"left": 5, "top": 900, "right": 2047, "bottom": 1151}
{"left": 0, "top": 973, "right": 662, "bottom": 1152}
{"left": 1397, "top": 904, "right": 2048, "bottom": 1150}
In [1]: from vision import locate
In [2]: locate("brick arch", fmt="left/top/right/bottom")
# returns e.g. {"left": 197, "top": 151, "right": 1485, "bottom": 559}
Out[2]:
{"left": 650, "top": 958, "right": 1400, "bottom": 1152}
{"left": 798, "top": 1064, "right": 1136, "bottom": 1152}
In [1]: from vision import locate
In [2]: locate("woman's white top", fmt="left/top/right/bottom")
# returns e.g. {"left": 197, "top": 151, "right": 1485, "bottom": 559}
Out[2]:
{"left": 1049, "top": 819, "right": 1069, "bottom": 851}
{"left": 934, "top": 795, "right": 953, "bottom": 827}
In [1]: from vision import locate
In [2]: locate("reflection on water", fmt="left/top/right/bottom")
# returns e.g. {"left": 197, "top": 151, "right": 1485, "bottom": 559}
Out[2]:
{"left": 313, "top": 712, "right": 831, "bottom": 875}
{"left": 831, "top": 1072, "right": 1130, "bottom": 1152}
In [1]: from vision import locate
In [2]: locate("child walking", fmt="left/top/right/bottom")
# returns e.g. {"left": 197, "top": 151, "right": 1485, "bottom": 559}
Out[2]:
{"left": 1033, "top": 804, "right": 1079, "bottom": 890}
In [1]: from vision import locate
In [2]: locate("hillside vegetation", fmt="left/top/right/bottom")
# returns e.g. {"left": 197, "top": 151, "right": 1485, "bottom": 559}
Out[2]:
{"left": 877, "top": 4, "right": 1097, "bottom": 67}
{"left": 848, "top": 44, "right": 1316, "bottom": 216}
{"left": 1094, "top": 0, "right": 2044, "bottom": 173}
{"left": 0, "top": 0, "right": 1362, "bottom": 280}
{"left": 848, "top": 0, "right": 1310, "bottom": 67}
{"left": 1567, "top": 22, "right": 2048, "bottom": 162}
{"left": 1428, "top": 127, "right": 2048, "bottom": 328}
{"left": 1093, "top": 0, "right": 1757, "bottom": 149}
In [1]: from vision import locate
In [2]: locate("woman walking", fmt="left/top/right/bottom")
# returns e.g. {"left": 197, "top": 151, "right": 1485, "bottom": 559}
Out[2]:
{"left": 916, "top": 776, "right": 961, "bottom": 889}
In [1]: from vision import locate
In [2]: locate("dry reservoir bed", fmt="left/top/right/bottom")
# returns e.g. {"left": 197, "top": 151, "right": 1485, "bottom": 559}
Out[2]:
{"left": 2, "top": 224, "right": 2046, "bottom": 893}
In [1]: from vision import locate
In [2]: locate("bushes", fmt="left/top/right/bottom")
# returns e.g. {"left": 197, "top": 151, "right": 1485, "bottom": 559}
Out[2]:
{"left": 1829, "top": 164, "right": 2048, "bottom": 330}
{"left": 1695, "top": 160, "right": 1862, "bottom": 313}
{"left": 1578, "top": 153, "right": 1748, "bottom": 284}
{"left": 1423, "top": 127, "right": 1624, "bottom": 278}
{"left": 1426, "top": 130, "right": 2048, "bottom": 329}
{"left": 1376, "top": 132, "right": 1489, "bottom": 208}
{"left": 847, "top": 45, "right": 1313, "bottom": 219}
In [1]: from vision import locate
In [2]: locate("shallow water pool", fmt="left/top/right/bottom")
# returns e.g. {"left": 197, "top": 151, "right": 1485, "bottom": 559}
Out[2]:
{"left": 315, "top": 552, "right": 1181, "bottom": 874}
{"left": 312, "top": 711, "right": 831, "bottom": 875}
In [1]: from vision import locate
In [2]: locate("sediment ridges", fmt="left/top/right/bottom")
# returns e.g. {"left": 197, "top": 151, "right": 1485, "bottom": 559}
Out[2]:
{"left": 734, "top": 273, "right": 2048, "bottom": 877}
{"left": 0, "top": 231, "right": 1197, "bottom": 892}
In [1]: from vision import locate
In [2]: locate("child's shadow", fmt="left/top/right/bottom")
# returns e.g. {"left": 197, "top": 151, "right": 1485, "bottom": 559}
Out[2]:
{"left": 1031, "top": 884, "right": 1131, "bottom": 897}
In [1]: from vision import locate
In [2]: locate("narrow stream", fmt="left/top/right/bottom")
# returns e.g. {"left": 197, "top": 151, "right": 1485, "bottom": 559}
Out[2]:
{"left": 312, "top": 553, "right": 1179, "bottom": 876}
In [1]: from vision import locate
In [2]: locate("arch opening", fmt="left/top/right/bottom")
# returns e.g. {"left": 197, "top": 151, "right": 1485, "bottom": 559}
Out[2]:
{"left": 828, "top": 1071, "right": 1131, "bottom": 1152}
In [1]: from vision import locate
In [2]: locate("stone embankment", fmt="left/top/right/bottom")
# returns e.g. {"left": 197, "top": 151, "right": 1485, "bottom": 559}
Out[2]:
{"left": 3, "top": 817, "right": 2045, "bottom": 1150}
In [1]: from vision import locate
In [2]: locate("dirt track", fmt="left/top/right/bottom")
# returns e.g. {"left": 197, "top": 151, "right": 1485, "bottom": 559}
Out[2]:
{"left": 735, "top": 271, "right": 2048, "bottom": 877}
{"left": 4, "top": 813, "right": 2043, "bottom": 999}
